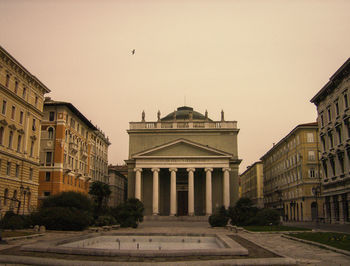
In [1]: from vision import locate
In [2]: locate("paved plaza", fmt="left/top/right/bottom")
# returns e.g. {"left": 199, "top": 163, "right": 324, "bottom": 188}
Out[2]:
{"left": 0, "top": 221, "right": 348, "bottom": 265}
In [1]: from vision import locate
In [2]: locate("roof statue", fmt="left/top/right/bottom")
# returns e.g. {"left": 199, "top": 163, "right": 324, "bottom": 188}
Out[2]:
{"left": 142, "top": 110, "right": 145, "bottom": 122}
{"left": 221, "top": 110, "right": 225, "bottom": 121}
{"left": 157, "top": 110, "right": 161, "bottom": 121}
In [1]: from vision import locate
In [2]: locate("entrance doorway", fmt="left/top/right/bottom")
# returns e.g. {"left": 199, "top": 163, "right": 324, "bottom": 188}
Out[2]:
{"left": 177, "top": 191, "right": 188, "bottom": 216}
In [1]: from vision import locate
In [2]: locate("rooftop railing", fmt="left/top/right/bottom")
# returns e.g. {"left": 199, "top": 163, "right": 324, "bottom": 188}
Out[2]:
{"left": 129, "top": 121, "right": 237, "bottom": 130}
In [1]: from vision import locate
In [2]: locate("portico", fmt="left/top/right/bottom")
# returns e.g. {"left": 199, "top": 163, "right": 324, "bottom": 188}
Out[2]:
{"left": 126, "top": 107, "right": 241, "bottom": 217}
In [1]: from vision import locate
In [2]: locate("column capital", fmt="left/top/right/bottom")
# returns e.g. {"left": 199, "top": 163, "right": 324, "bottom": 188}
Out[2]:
{"left": 169, "top": 168, "right": 178, "bottom": 172}
{"left": 205, "top": 167, "right": 213, "bottom": 172}
{"left": 222, "top": 167, "right": 231, "bottom": 172}
{"left": 186, "top": 167, "right": 195, "bottom": 172}
{"left": 134, "top": 167, "right": 142, "bottom": 172}
{"left": 151, "top": 168, "right": 160, "bottom": 172}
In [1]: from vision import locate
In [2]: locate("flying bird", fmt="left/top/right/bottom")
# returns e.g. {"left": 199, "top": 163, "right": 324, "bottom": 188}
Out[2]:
{"left": 132, "top": 49, "right": 135, "bottom": 55}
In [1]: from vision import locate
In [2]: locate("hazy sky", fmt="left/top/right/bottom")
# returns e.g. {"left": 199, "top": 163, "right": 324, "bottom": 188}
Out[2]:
{"left": 1, "top": 0, "right": 349, "bottom": 172}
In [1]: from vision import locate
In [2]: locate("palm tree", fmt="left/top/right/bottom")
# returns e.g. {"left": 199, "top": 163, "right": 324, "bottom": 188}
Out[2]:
{"left": 89, "top": 181, "right": 111, "bottom": 215}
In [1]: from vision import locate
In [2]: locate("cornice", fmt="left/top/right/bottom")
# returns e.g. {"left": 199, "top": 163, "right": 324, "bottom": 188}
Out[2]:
{"left": 0, "top": 46, "right": 50, "bottom": 94}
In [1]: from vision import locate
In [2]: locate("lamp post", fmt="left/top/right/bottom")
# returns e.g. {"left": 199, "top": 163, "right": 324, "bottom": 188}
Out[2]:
{"left": 20, "top": 185, "right": 30, "bottom": 215}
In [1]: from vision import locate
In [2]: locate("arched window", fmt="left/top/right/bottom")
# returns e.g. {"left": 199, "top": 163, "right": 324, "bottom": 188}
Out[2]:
{"left": 17, "top": 135, "right": 22, "bottom": 152}
{"left": 0, "top": 127, "right": 4, "bottom": 145}
{"left": 8, "top": 131, "right": 13, "bottom": 148}
{"left": 48, "top": 127, "right": 54, "bottom": 139}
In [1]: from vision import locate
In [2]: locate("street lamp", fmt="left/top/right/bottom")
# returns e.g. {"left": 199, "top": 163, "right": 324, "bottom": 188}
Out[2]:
{"left": 20, "top": 185, "right": 30, "bottom": 215}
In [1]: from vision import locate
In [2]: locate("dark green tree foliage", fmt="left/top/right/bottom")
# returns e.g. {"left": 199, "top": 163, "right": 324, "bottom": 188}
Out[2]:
{"left": 228, "top": 197, "right": 259, "bottom": 226}
{"left": 112, "top": 198, "right": 144, "bottom": 228}
{"left": 33, "top": 192, "right": 93, "bottom": 230}
{"left": 250, "top": 208, "right": 280, "bottom": 226}
{"left": 89, "top": 181, "right": 111, "bottom": 216}
{"left": 208, "top": 206, "right": 229, "bottom": 227}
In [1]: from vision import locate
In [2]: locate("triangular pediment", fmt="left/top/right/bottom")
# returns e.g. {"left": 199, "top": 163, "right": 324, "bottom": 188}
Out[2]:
{"left": 133, "top": 139, "right": 232, "bottom": 158}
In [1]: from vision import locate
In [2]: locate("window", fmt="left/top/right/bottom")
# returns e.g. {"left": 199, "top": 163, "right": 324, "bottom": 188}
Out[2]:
{"left": 48, "top": 127, "right": 54, "bottom": 139}
{"left": 70, "top": 118, "right": 75, "bottom": 128}
{"left": 339, "top": 154, "right": 345, "bottom": 174}
{"left": 45, "top": 172, "right": 51, "bottom": 182}
{"left": 337, "top": 126, "right": 342, "bottom": 144}
{"left": 345, "top": 93, "right": 349, "bottom": 109}
{"left": 30, "top": 141, "right": 34, "bottom": 157}
{"left": 29, "top": 168, "right": 33, "bottom": 180}
{"left": 44, "top": 191, "right": 50, "bottom": 197}
{"left": 330, "top": 157, "right": 336, "bottom": 176}
{"left": 32, "top": 118, "right": 36, "bottom": 131}
{"left": 335, "top": 101, "right": 339, "bottom": 116}
{"left": 49, "top": 111, "right": 55, "bottom": 121}
{"left": 0, "top": 127, "right": 3, "bottom": 145}
{"left": 4, "top": 188, "right": 9, "bottom": 205}
{"left": 46, "top": 152, "right": 52, "bottom": 166}
{"left": 8, "top": 131, "right": 13, "bottom": 148}
{"left": 15, "top": 164, "right": 19, "bottom": 177}
{"left": 307, "top": 133, "right": 314, "bottom": 143}
{"left": 329, "top": 132, "right": 334, "bottom": 148}
{"left": 327, "top": 107, "right": 332, "bottom": 122}
{"left": 5, "top": 74, "right": 10, "bottom": 88}
{"left": 19, "top": 111, "right": 23, "bottom": 124}
{"left": 2, "top": 100, "right": 7, "bottom": 115}
{"left": 309, "top": 168, "right": 315, "bottom": 178}
{"left": 308, "top": 151, "right": 315, "bottom": 161}
{"left": 35, "top": 96, "right": 38, "bottom": 107}
{"left": 11, "top": 106, "right": 15, "bottom": 120}
{"left": 14, "top": 80, "right": 18, "bottom": 93}
{"left": 17, "top": 135, "right": 21, "bottom": 152}
{"left": 22, "top": 87, "right": 26, "bottom": 99}
{"left": 321, "top": 114, "right": 324, "bottom": 127}
{"left": 6, "top": 162, "right": 11, "bottom": 175}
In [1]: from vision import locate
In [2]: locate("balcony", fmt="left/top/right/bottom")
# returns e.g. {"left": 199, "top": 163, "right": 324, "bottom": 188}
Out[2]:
{"left": 69, "top": 142, "right": 78, "bottom": 154}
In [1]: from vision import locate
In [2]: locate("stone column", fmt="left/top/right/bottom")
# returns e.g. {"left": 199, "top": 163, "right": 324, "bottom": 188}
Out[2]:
{"left": 222, "top": 168, "right": 230, "bottom": 208}
{"left": 205, "top": 168, "right": 213, "bottom": 215}
{"left": 134, "top": 168, "right": 142, "bottom": 200}
{"left": 152, "top": 168, "right": 160, "bottom": 215}
{"left": 187, "top": 168, "right": 195, "bottom": 216}
{"left": 169, "top": 168, "right": 177, "bottom": 216}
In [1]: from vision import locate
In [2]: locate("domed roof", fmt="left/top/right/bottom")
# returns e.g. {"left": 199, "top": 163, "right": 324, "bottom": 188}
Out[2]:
{"left": 161, "top": 106, "right": 212, "bottom": 121}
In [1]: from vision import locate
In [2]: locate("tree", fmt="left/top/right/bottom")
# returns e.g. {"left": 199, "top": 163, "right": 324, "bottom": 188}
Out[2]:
{"left": 89, "top": 181, "right": 111, "bottom": 216}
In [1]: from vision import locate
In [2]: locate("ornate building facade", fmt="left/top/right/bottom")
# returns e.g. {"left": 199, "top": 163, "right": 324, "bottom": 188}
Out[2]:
{"left": 240, "top": 161, "right": 264, "bottom": 208}
{"left": 311, "top": 58, "right": 350, "bottom": 223}
{"left": 0, "top": 46, "right": 50, "bottom": 215}
{"left": 126, "top": 106, "right": 241, "bottom": 216}
{"left": 38, "top": 98, "right": 110, "bottom": 200}
{"left": 261, "top": 123, "right": 323, "bottom": 222}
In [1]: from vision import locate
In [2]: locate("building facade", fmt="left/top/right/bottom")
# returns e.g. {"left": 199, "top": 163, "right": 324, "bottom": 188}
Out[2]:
{"left": 126, "top": 106, "right": 241, "bottom": 216}
{"left": 0, "top": 46, "right": 50, "bottom": 215}
{"left": 261, "top": 123, "right": 324, "bottom": 222}
{"left": 38, "top": 98, "right": 110, "bottom": 200}
{"left": 90, "top": 130, "right": 110, "bottom": 184}
{"left": 240, "top": 161, "right": 264, "bottom": 208}
{"left": 108, "top": 164, "right": 128, "bottom": 207}
{"left": 311, "top": 58, "right": 350, "bottom": 223}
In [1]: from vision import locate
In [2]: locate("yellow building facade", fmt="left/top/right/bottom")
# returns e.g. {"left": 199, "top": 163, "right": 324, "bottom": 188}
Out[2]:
{"left": 261, "top": 123, "right": 324, "bottom": 222}
{"left": 0, "top": 46, "right": 50, "bottom": 215}
{"left": 38, "top": 98, "right": 110, "bottom": 201}
{"left": 240, "top": 161, "right": 264, "bottom": 208}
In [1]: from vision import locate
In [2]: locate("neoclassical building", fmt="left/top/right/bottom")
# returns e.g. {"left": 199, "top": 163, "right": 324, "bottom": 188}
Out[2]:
{"left": 126, "top": 106, "right": 241, "bottom": 216}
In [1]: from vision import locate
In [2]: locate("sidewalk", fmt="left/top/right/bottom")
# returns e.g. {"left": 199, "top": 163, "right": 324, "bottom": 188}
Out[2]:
{"left": 282, "top": 221, "right": 350, "bottom": 234}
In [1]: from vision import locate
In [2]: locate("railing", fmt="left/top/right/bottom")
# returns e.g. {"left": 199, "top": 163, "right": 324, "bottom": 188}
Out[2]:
{"left": 130, "top": 121, "right": 237, "bottom": 129}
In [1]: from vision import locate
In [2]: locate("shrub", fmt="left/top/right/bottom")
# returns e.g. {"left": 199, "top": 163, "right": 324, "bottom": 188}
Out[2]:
{"left": 112, "top": 198, "right": 144, "bottom": 228}
{"left": 228, "top": 198, "right": 259, "bottom": 226}
{"left": 209, "top": 206, "right": 229, "bottom": 227}
{"left": 34, "top": 207, "right": 93, "bottom": 231}
{"left": 0, "top": 212, "right": 25, "bottom": 230}
{"left": 40, "top": 191, "right": 93, "bottom": 212}
{"left": 94, "top": 215, "right": 117, "bottom": 226}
